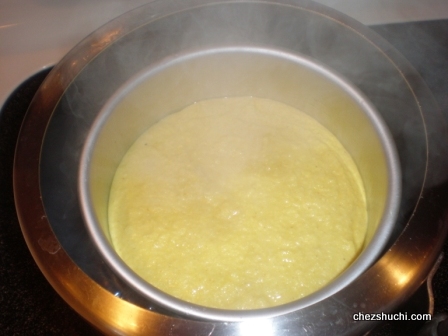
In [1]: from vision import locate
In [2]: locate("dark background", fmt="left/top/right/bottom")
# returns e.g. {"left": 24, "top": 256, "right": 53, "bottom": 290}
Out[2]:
{"left": 1, "top": 20, "right": 447, "bottom": 335}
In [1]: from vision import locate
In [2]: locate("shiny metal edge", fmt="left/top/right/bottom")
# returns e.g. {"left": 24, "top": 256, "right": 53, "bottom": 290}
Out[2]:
{"left": 13, "top": 0, "right": 448, "bottom": 335}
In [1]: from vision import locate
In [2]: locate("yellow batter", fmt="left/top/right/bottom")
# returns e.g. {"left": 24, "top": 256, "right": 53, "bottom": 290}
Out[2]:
{"left": 108, "top": 97, "right": 367, "bottom": 309}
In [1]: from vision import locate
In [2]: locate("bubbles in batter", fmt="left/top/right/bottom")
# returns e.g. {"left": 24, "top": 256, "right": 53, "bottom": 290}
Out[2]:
{"left": 108, "top": 97, "right": 367, "bottom": 309}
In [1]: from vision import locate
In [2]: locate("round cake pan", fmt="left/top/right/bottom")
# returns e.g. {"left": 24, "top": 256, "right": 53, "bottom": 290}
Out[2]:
{"left": 79, "top": 46, "right": 401, "bottom": 321}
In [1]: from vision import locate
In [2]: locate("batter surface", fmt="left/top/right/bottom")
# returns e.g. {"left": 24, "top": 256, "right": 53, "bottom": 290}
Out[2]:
{"left": 108, "top": 97, "right": 367, "bottom": 309}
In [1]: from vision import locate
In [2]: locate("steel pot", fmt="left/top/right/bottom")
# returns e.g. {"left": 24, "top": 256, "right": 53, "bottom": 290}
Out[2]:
{"left": 14, "top": 0, "right": 448, "bottom": 334}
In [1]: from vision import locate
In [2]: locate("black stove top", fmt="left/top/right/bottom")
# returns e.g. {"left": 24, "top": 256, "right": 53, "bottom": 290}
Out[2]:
{"left": 1, "top": 19, "right": 448, "bottom": 335}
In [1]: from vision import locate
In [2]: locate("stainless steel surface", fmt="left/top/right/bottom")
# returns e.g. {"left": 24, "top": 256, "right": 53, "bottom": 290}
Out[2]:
{"left": 13, "top": 0, "right": 448, "bottom": 334}
{"left": 79, "top": 47, "right": 401, "bottom": 321}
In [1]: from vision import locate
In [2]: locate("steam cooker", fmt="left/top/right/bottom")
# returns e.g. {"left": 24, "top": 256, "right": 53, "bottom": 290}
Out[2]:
{"left": 10, "top": 0, "right": 448, "bottom": 334}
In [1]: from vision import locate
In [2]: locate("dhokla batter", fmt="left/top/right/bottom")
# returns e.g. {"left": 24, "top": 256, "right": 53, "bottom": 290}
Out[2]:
{"left": 108, "top": 97, "right": 367, "bottom": 309}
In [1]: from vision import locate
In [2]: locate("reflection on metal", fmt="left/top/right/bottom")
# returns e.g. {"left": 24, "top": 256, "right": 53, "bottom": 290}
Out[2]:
{"left": 388, "top": 261, "right": 415, "bottom": 288}
{"left": 0, "top": 23, "right": 19, "bottom": 29}
{"left": 240, "top": 319, "right": 274, "bottom": 336}
{"left": 90, "top": 28, "right": 123, "bottom": 54}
